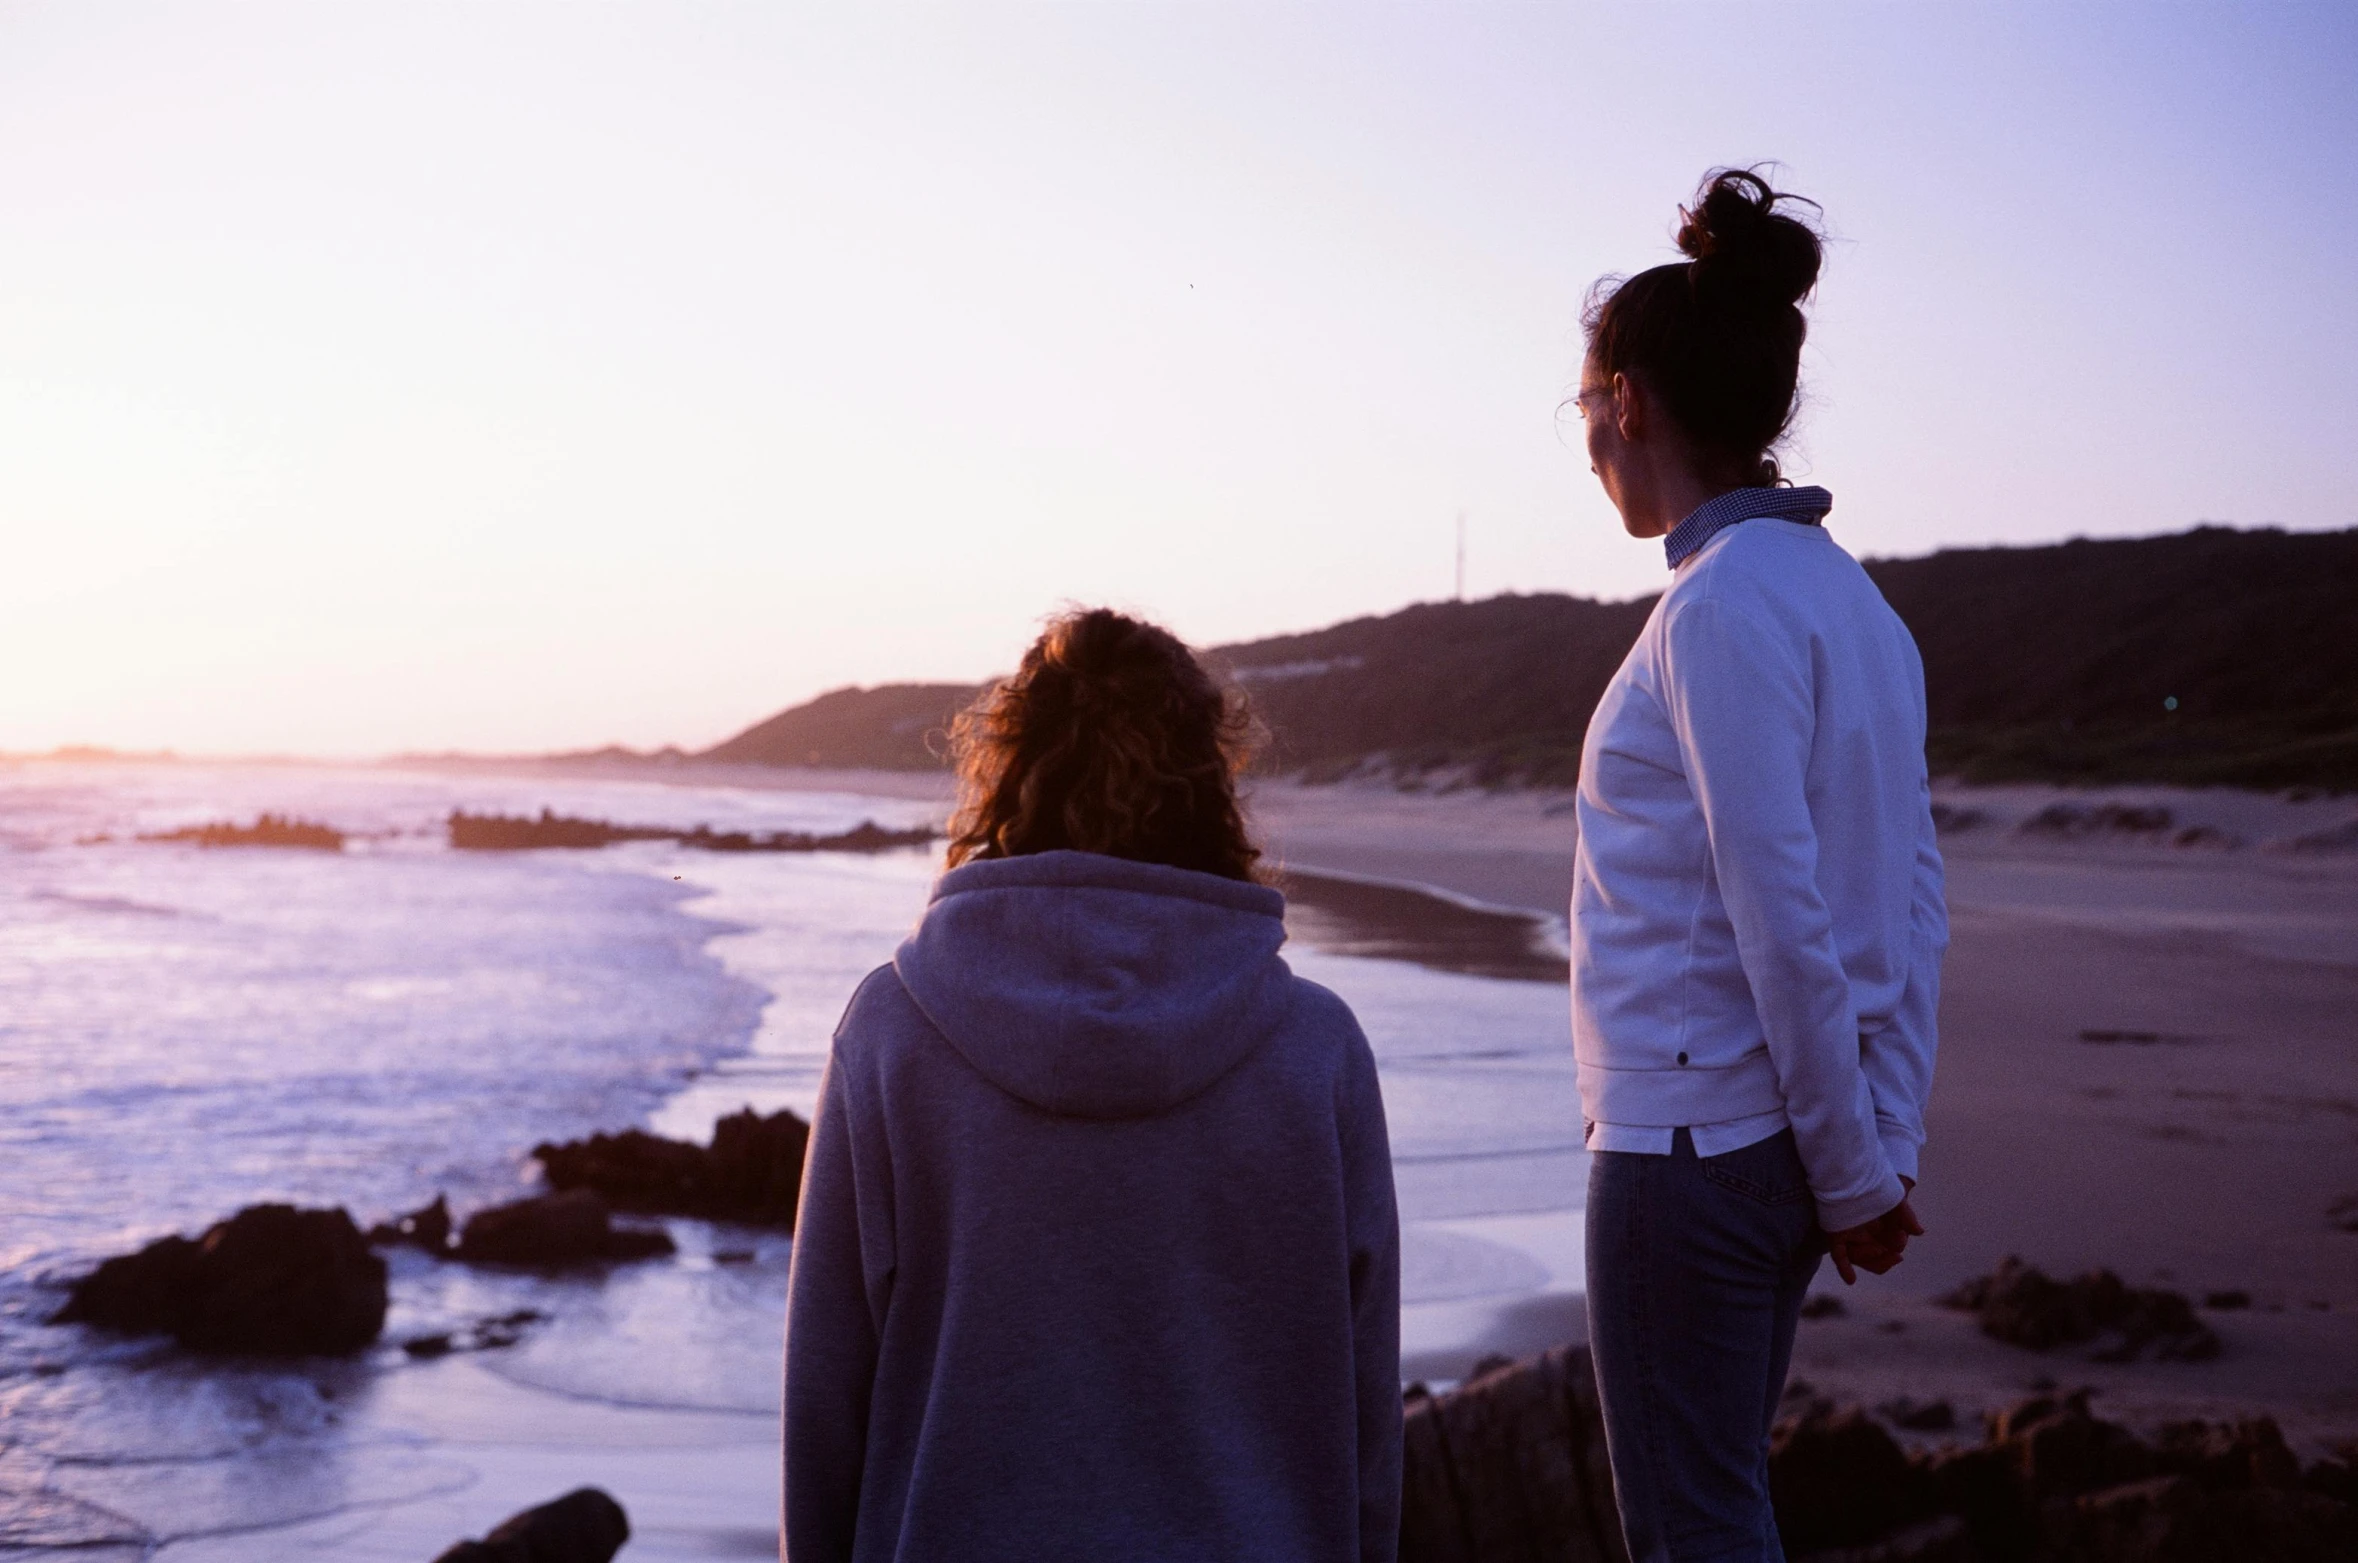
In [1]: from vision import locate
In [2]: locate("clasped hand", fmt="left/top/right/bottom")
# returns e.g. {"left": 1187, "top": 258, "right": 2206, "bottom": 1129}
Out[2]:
{"left": 1824, "top": 1177, "right": 1923, "bottom": 1285}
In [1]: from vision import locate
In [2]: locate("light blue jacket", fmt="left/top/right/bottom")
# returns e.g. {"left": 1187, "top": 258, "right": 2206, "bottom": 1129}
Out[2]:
{"left": 1571, "top": 518, "right": 1948, "bottom": 1232}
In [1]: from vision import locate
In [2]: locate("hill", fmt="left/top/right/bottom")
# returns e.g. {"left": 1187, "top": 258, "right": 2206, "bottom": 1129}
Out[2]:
{"left": 695, "top": 526, "right": 2358, "bottom": 790}
{"left": 697, "top": 683, "right": 981, "bottom": 771}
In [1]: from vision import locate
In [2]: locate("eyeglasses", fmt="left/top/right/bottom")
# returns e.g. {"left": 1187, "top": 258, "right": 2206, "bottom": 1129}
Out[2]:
{"left": 1571, "top": 387, "right": 1612, "bottom": 419}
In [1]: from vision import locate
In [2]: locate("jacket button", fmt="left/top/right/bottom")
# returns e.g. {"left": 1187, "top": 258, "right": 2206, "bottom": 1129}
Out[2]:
{"left": 1676, "top": 1052, "right": 1689, "bottom": 1065}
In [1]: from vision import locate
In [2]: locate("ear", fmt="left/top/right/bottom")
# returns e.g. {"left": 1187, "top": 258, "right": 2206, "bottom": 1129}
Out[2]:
{"left": 1611, "top": 372, "right": 1645, "bottom": 444}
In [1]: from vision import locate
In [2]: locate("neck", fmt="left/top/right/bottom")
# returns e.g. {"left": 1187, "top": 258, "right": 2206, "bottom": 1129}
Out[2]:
{"left": 1619, "top": 460, "right": 1745, "bottom": 541}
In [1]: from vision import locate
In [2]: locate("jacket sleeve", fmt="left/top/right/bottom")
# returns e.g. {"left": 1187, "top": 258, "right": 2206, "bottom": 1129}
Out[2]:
{"left": 1660, "top": 597, "right": 1905, "bottom": 1233}
{"left": 1862, "top": 778, "right": 1947, "bottom": 1183}
{"left": 782, "top": 1046, "right": 892, "bottom": 1563}
{"left": 1339, "top": 1028, "right": 1403, "bottom": 1563}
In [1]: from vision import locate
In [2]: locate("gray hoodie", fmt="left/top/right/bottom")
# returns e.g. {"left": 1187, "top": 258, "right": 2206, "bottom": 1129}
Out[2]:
{"left": 782, "top": 850, "right": 1402, "bottom": 1563}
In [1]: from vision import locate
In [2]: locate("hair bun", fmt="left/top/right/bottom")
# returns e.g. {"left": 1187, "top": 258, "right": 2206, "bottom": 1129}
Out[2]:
{"left": 1676, "top": 167, "right": 1822, "bottom": 312}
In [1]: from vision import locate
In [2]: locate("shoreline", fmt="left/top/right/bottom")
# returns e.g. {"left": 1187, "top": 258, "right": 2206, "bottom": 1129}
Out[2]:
{"left": 11, "top": 763, "right": 2357, "bottom": 1559}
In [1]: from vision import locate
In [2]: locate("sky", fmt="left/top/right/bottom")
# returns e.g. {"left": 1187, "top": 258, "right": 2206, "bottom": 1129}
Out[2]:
{"left": 1, "top": 3, "right": 2352, "bottom": 756}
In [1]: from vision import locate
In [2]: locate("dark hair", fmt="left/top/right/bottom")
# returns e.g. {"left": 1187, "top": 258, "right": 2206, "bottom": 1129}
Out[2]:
{"left": 1581, "top": 167, "right": 1824, "bottom": 483}
{"left": 944, "top": 608, "right": 1263, "bottom": 882}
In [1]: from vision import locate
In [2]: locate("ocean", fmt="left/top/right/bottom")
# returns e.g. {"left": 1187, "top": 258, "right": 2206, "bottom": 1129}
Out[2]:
{"left": 0, "top": 761, "right": 1581, "bottom": 1557}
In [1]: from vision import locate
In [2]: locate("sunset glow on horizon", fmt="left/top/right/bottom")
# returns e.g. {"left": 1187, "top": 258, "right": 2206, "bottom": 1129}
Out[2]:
{"left": 2, "top": 4, "right": 2352, "bottom": 757}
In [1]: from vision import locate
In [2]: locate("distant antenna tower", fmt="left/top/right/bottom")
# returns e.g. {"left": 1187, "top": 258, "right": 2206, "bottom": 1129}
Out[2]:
{"left": 1454, "top": 512, "right": 1467, "bottom": 601}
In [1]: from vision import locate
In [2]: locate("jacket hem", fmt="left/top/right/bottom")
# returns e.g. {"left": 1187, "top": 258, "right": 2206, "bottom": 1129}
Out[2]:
{"left": 1574, "top": 1054, "right": 1788, "bottom": 1125}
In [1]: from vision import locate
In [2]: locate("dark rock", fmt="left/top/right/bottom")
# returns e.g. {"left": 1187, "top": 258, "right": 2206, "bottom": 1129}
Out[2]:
{"left": 2048, "top": 1473, "right": 2358, "bottom": 1563}
{"left": 1922, "top": 1442, "right": 2037, "bottom": 1561}
{"left": 2303, "top": 1445, "right": 2358, "bottom": 1506}
{"left": 448, "top": 809, "right": 676, "bottom": 850}
{"left": 1879, "top": 1398, "right": 1956, "bottom": 1433}
{"left": 1769, "top": 1404, "right": 1938, "bottom": 1550}
{"left": 52, "top": 1234, "right": 201, "bottom": 1337}
{"left": 432, "top": 1487, "right": 630, "bottom": 1563}
{"left": 1989, "top": 1390, "right": 2156, "bottom": 1502}
{"left": 533, "top": 1106, "right": 810, "bottom": 1228}
{"left": 455, "top": 1191, "right": 675, "bottom": 1268}
{"left": 54, "top": 1204, "right": 386, "bottom": 1357}
{"left": 1397, "top": 1343, "right": 1627, "bottom": 1563}
{"left": 534, "top": 1129, "right": 709, "bottom": 1210}
{"left": 1396, "top": 1343, "right": 2358, "bottom": 1563}
{"left": 466, "top": 1309, "right": 547, "bottom": 1348}
{"left": 401, "top": 1310, "right": 550, "bottom": 1359}
{"left": 707, "top": 1106, "right": 813, "bottom": 1222}
{"left": 1790, "top": 1513, "right": 1971, "bottom": 1563}
{"left": 1937, "top": 1256, "right": 2221, "bottom": 1361}
{"left": 138, "top": 814, "right": 344, "bottom": 851}
{"left": 1800, "top": 1294, "right": 1847, "bottom": 1320}
{"left": 1919, "top": 1392, "right": 2229, "bottom": 1558}
{"left": 2150, "top": 1416, "right": 2303, "bottom": 1492}
{"left": 367, "top": 1194, "right": 453, "bottom": 1255}
{"left": 450, "top": 808, "right": 933, "bottom": 855}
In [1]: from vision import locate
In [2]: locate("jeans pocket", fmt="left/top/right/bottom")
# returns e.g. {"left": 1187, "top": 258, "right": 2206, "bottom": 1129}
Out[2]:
{"left": 1698, "top": 1132, "right": 1811, "bottom": 1207}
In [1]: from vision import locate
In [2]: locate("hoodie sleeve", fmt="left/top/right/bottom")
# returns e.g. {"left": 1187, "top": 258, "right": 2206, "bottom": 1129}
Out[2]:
{"left": 782, "top": 1040, "right": 894, "bottom": 1563}
{"left": 1659, "top": 596, "right": 1905, "bottom": 1234}
{"left": 1862, "top": 778, "right": 1947, "bottom": 1183}
{"left": 1338, "top": 1026, "right": 1403, "bottom": 1563}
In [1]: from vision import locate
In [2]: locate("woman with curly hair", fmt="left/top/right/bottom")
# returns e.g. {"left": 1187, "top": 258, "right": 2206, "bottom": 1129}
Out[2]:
{"left": 782, "top": 608, "right": 1402, "bottom": 1563}
{"left": 1570, "top": 168, "right": 1946, "bottom": 1560}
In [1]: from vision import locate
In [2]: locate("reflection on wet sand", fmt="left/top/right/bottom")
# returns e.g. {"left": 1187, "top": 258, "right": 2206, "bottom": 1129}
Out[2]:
{"left": 1278, "top": 867, "right": 1566, "bottom": 983}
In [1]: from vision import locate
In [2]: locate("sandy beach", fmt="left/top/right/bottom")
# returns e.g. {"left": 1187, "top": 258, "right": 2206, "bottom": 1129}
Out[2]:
{"left": 1251, "top": 774, "right": 2358, "bottom": 1457}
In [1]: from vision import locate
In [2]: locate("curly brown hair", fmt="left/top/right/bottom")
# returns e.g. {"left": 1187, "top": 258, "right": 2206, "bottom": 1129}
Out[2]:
{"left": 943, "top": 608, "right": 1263, "bottom": 882}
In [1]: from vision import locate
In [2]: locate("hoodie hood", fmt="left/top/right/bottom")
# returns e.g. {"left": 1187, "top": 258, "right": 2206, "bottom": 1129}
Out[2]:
{"left": 892, "top": 850, "right": 1295, "bottom": 1120}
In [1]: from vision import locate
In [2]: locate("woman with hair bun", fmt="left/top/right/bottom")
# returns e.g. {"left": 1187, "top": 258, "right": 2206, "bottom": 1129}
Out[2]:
{"left": 1569, "top": 169, "right": 1947, "bottom": 1559}
{"left": 782, "top": 608, "right": 1402, "bottom": 1563}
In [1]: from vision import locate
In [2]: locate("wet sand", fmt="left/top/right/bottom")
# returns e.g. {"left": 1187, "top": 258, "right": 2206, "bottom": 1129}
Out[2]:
{"left": 1279, "top": 867, "right": 1566, "bottom": 983}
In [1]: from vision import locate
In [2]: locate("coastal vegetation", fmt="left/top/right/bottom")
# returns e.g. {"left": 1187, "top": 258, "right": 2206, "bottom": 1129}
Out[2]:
{"left": 688, "top": 526, "right": 2358, "bottom": 792}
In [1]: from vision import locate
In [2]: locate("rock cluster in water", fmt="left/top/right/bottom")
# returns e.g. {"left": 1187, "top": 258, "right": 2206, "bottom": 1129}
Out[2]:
{"left": 1938, "top": 1257, "right": 2221, "bottom": 1363}
{"left": 1399, "top": 1347, "right": 2358, "bottom": 1562}
{"left": 54, "top": 1181, "right": 690, "bottom": 1359}
{"left": 132, "top": 814, "right": 345, "bottom": 851}
{"left": 531, "top": 1106, "right": 811, "bottom": 1228}
{"left": 451, "top": 1190, "right": 677, "bottom": 1267}
{"left": 448, "top": 808, "right": 934, "bottom": 854}
{"left": 368, "top": 1189, "right": 676, "bottom": 1267}
{"left": 52, "top": 1204, "right": 386, "bottom": 1356}
{"left": 432, "top": 1487, "right": 629, "bottom": 1563}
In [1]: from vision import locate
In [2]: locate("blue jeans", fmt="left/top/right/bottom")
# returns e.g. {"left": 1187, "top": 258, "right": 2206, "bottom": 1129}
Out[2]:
{"left": 1585, "top": 1128, "right": 1823, "bottom": 1563}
